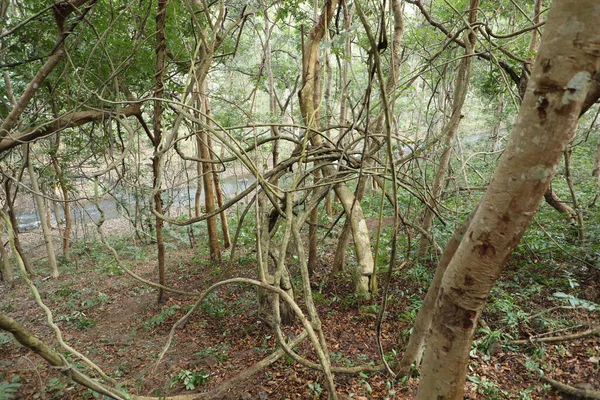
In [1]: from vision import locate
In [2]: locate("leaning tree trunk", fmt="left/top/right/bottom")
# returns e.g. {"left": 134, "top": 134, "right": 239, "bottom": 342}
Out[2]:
{"left": 299, "top": 0, "right": 375, "bottom": 297}
{"left": 416, "top": 2, "right": 600, "bottom": 398}
{"left": 333, "top": 0, "right": 404, "bottom": 275}
{"left": 417, "top": 0, "right": 476, "bottom": 258}
{"left": 197, "top": 88, "right": 221, "bottom": 263}
{"left": 25, "top": 146, "right": 59, "bottom": 278}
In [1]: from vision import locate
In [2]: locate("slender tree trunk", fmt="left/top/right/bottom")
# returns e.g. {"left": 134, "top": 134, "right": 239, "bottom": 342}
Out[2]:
{"left": 591, "top": 139, "right": 600, "bottom": 206}
{"left": 417, "top": 2, "right": 600, "bottom": 397}
{"left": 332, "top": 0, "right": 404, "bottom": 274}
{"left": 195, "top": 137, "right": 203, "bottom": 218}
{"left": 198, "top": 88, "right": 221, "bottom": 263}
{"left": 205, "top": 103, "right": 230, "bottom": 249}
{"left": 0, "top": 223, "right": 13, "bottom": 282}
{"left": 563, "top": 149, "right": 584, "bottom": 240}
{"left": 4, "top": 181, "right": 33, "bottom": 275}
{"left": 417, "top": 0, "right": 477, "bottom": 258}
{"left": 153, "top": 0, "right": 169, "bottom": 303}
{"left": 50, "top": 134, "right": 72, "bottom": 260}
{"left": 308, "top": 171, "right": 321, "bottom": 276}
{"left": 26, "top": 146, "right": 59, "bottom": 278}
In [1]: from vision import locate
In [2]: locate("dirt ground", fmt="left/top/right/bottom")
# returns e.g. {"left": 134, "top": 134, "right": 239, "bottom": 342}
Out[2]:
{"left": 0, "top": 220, "right": 599, "bottom": 399}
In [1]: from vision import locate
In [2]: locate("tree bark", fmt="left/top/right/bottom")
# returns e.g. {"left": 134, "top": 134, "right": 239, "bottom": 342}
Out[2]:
{"left": 417, "top": 0, "right": 477, "bottom": 258}
{"left": 153, "top": 0, "right": 169, "bottom": 303}
{"left": 198, "top": 90, "right": 221, "bottom": 263}
{"left": 3, "top": 180, "right": 33, "bottom": 275}
{"left": 416, "top": 2, "right": 600, "bottom": 398}
{"left": 299, "top": 0, "right": 376, "bottom": 297}
{"left": 26, "top": 146, "right": 59, "bottom": 278}
{"left": 395, "top": 208, "right": 476, "bottom": 375}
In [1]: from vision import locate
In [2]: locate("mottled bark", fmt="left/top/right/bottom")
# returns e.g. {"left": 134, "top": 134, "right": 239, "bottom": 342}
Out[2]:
{"left": 417, "top": 2, "right": 600, "bottom": 398}
{"left": 395, "top": 208, "right": 476, "bottom": 375}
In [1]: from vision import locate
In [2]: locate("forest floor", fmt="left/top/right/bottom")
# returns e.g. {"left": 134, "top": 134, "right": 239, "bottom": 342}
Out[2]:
{"left": 0, "top": 220, "right": 599, "bottom": 399}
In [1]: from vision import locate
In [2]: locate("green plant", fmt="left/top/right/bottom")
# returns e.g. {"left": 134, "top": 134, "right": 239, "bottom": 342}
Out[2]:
{"left": 0, "top": 333, "right": 12, "bottom": 346}
{"left": 467, "top": 375, "right": 508, "bottom": 399}
{"left": 145, "top": 305, "right": 180, "bottom": 329}
{"left": 0, "top": 376, "right": 22, "bottom": 400}
{"left": 308, "top": 381, "right": 324, "bottom": 397}
{"left": 171, "top": 370, "right": 209, "bottom": 390}
{"left": 201, "top": 293, "right": 228, "bottom": 319}
{"left": 195, "top": 343, "right": 231, "bottom": 362}
{"left": 55, "top": 311, "right": 97, "bottom": 329}
{"left": 553, "top": 292, "right": 598, "bottom": 310}
{"left": 358, "top": 372, "right": 373, "bottom": 394}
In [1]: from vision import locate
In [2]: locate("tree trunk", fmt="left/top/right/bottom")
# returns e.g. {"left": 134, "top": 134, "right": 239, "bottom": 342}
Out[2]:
{"left": 198, "top": 88, "right": 221, "bottom": 263}
{"left": 153, "top": 0, "right": 169, "bottom": 303}
{"left": 50, "top": 134, "right": 72, "bottom": 260}
{"left": 395, "top": 208, "right": 476, "bottom": 375}
{"left": 417, "top": 2, "right": 600, "bottom": 398}
{"left": 417, "top": 0, "right": 477, "bottom": 258}
{"left": 3, "top": 180, "right": 33, "bottom": 275}
{"left": 299, "top": 0, "right": 375, "bottom": 298}
{"left": 26, "top": 146, "right": 59, "bottom": 278}
{"left": 0, "top": 224, "right": 13, "bottom": 282}
{"left": 205, "top": 104, "right": 230, "bottom": 249}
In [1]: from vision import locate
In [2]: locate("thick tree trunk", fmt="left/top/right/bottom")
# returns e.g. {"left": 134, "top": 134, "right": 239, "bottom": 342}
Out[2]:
{"left": 395, "top": 208, "right": 476, "bottom": 375}
{"left": 417, "top": 2, "right": 600, "bottom": 398}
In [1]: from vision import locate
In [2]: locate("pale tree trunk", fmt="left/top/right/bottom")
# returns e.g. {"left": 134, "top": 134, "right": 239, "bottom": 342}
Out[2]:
{"left": 262, "top": 7, "right": 280, "bottom": 170}
{"left": 299, "top": 0, "right": 375, "bottom": 297}
{"left": 331, "top": 1, "right": 353, "bottom": 272}
{"left": 307, "top": 6, "right": 323, "bottom": 276}
{"left": 417, "top": 2, "right": 600, "bottom": 398}
{"left": 395, "top": 208, "right": 476, "bottom": 375}
{"left": 332, "top": 0, "right": 404, "bottom": 274}
{"left": 519, "top": 0, "right": 575, "bottom": 220}
{"left": 153, "top": 0, "right": 169, "bottom": 303}
{"left": 197, "top": 87, "right": 221, "bottom": 263}
{"left": 26, "top": 146, "right": 59, "bottom": 278}
{"left": 417, "top": 0, "right": 477, "bottom": 258}
{"left": 0, "top": 221, "right": 13, "bottom": 282}
{"left": 50, "top": 136, "right": 72, "bottom": 261}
